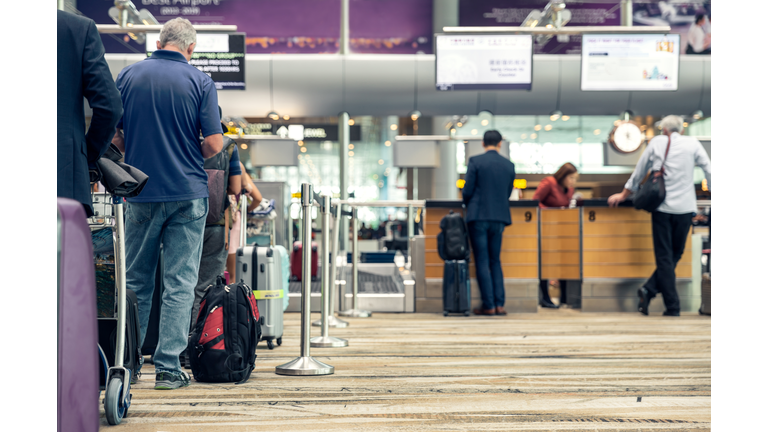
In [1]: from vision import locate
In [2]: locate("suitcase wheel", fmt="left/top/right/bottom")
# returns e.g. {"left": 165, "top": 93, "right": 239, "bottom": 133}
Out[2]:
{"left": 443, "top": 311, "right": 449, "bottom": 317}
{"left": 463, "top": 311, "right": 470, "bottom": 317}
{"left": 276, "top": 337, "right": 282, "bottom": 346}
{"left": 267, "top": 339, "right": 274, "bottom": 350}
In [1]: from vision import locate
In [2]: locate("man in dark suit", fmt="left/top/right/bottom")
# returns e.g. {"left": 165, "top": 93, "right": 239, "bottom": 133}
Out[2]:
{"left": 462, "top": 130, "right": 516, "bottom": 316}
{"left": 57, "top": 10, "right": 122, "bottom": 216}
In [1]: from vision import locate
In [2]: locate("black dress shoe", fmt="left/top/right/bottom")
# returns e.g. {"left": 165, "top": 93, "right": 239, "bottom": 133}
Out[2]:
{"left": 637, "top": 287, "right": 650, "bottom": 316}
{"left": 540, "top": 301, "right": 559, "bottom": 309}
{"left": 663, "top": 311, "right": 680, "bottom": 317}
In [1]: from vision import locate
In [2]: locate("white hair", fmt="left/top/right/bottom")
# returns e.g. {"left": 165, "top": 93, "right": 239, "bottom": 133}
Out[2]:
{"left": 659, "top": 115, "right": 684, "bottom": 133}
{"left": 159, "top": 18, "right": 196, "bottom": 52}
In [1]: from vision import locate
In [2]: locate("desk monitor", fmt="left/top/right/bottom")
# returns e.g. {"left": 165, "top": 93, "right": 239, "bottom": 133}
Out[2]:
{"left": 581, "top": 33, "right": 680, "bottom": 91}
{"left": 435, "top": 34, "right": 533, "bottom": 91}
{"left": 147, "top": 33, "right": 246, "bottom": 90}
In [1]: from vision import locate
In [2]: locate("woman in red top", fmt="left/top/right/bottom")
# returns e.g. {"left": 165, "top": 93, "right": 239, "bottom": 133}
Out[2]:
{"left": 533, "top": 163, "right": 579, "bottom": 308}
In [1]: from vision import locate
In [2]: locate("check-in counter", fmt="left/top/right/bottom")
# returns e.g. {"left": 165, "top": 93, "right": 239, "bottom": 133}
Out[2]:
{"left": 579, "top": 200, "right": 697, "bottom": 312}
{"left": 416, "top": 200, "right": 540, "bottom": 313}
{"left": 539, "top": 208, "right": 582, "bottom": 306}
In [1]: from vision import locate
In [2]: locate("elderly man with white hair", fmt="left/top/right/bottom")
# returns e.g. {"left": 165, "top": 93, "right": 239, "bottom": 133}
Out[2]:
{"left": 112, "top": 17, "right": 223, "bottom": 389}
{"left": 608, "top": 115, "right": 711, "bottom": 317}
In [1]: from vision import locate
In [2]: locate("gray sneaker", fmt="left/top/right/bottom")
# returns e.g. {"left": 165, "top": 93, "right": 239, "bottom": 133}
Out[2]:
{"left": 155, "top": 371, "right": 190, "bottom": 390}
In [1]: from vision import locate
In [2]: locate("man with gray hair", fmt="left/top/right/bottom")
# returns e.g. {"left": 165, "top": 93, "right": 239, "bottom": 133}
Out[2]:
{"left": 609, "top": 115, "right": 711, "bottom": 316}
{"left": 112, "top": 17, "right": 223, "bottom": 389}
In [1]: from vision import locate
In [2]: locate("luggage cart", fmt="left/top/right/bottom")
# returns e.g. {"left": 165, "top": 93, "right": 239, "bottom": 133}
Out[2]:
{"left": 89, "top": 191, "right": 133, "bottom": 425}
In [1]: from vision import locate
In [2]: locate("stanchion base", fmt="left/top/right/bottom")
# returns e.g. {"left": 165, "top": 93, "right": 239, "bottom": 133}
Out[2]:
{"left": 310, "top": 336, "right": 348, "bottom": 348}
{"left": 338, "top": 309, "right": 372, "bottom": 318}
{"left": 275, "top": 356, "right": 334, "bottom": 376}
{"left": 312, "top": 316, "right": 350, "bottom": 328}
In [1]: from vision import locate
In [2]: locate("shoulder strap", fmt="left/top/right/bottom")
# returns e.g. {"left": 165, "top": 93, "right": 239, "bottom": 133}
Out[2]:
{"left": 660, "top": 135, "right": 672, "bottom": 174}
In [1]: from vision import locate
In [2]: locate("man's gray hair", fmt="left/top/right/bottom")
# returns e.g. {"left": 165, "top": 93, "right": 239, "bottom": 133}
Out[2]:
{"left": 659, "top": 115, "right": 684, "bottom": 133}
{"left": 159, "top": 18, "right": 196, "bottom": 51}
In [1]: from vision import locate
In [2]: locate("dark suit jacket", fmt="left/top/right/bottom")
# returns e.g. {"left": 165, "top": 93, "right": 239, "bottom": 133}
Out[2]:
{"left": 462, "top": 150, "right": 516, "bottom": 225}
{"left": 57, "top": 10, "right": 122, "bottom": 216}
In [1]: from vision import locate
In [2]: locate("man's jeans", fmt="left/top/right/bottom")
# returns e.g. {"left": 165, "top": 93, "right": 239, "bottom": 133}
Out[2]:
{"left": 468, "top": 221, "right": 506, "bottom": 310}
{"left": 124, "top": 198, "right": 208, "bottom": 377}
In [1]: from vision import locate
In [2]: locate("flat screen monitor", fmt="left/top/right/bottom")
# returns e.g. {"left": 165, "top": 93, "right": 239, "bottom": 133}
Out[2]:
{"left": 147, "top": 33, "right": 246, "bottom": 90}
{"left": 435, "top": 34, "right": 533, "bottom": 91}
{"left": 581, "top": 33, "right": 680, "bottom": 91}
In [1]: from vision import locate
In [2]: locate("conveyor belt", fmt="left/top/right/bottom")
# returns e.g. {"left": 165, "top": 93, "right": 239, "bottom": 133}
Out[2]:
{"left": 289, "top": 281, "right": 322, "bottom": 294}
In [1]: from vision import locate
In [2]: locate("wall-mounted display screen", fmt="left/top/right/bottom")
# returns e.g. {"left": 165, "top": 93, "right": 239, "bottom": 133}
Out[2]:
{"left": 147, "top": 33, "right": 246, "bottom": 90}
{"left": 581, "top": 34, "right": 680, "bottom": 91}
{"left": 435, "top": 34, "right": 533, "bottom": 91}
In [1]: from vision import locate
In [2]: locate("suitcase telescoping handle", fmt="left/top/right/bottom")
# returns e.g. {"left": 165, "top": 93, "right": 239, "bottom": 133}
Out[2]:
{"left": 239, "top": 191, "right": 247, "bottom": 247}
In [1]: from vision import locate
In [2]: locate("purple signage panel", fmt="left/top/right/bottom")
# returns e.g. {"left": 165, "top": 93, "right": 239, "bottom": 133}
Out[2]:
{"left": 77, "top": 0, "right": 433, "bottom": 54}
{"left": 458, "top": 0, "right": 622, "bottom": 54}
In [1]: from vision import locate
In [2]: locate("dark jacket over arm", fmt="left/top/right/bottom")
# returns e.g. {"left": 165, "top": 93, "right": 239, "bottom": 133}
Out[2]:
{"left": 57, "top": 10, "right": 122, "bottom": 215}
{"left": 461, "top": 150, "right": 516, "bottom": 225}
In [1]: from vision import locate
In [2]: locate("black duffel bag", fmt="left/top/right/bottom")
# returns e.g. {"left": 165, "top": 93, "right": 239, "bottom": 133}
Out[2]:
{"left": 633, "top": 135, "right": 671, "bottom": 213}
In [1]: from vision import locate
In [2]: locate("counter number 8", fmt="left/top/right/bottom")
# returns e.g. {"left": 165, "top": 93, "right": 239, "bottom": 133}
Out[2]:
{"left": 589, "top": 211, "right": 596, "bottom": 222}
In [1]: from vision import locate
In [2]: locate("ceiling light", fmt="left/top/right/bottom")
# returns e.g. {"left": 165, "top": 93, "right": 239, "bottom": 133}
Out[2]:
{"left": 268, "top": 111, "right": 280, "bottom": 121}
{"left": 378, "top": 159, "right": 384, "bottom": 165}
{"left": 594, "top": 129, "right": 601, "bottom": 135}
{"left": 534, "top": 124, "right": 542, "bottom": 131}
{"left": 530, "top": 133, "right": 538, "bottom": 139}
{"left": 456, "top": 122, "right": 463, "bottom": 128}
{"left": 561, "top": 115, "right": 570, "bottom": 121}
{"left": 301, "top": 147, "right": 307, "bottom": 153}
{"left": 521, "top": 134, "right": 528, "bottom": 139}
{"left": 298, "top": 140, "right": 304, "bottom": 146}
{"left": 481, "top": 119, "right": 489, "bottom": 126}
{"left": 348, "top": 119, "right": 355, "bottom": 126}
{"left": 240, "top": 143, "right": 248, "bottom": 150}
{"left": 409, "top": 110, "right": 422, "bottom": 121}
{"left": 471, "top": 129, "right": 478, "bottom": 135}
{"left": 348, "top": 151, "right": 354, "bottom": 157}
{"left": 283, "top": 115, "right": 290, "bottom": 120}
{"left": 385, "top": 140, "right": 392, "bottom": 146}
{"left": 544, "top": 125, "right": 552, "bottom": 131}
{"left": 576, "top": 137, "right": 583, "bottom": 143}
{"left": 390, "top": 124, "right": 398, "bottom": 131}
{"left": 549, "top": 110, "right": 563, "bottom": 121}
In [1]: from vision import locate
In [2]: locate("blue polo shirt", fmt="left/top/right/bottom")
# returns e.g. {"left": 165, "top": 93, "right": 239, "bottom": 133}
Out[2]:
{"left": 115, "top": 50, "right": 221, "bottom": 203}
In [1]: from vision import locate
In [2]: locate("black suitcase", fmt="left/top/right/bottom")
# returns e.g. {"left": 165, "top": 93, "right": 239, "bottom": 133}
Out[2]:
{"left": 443, "top": 260, "right": 471, "bottom": 316}
{"left": 98, "top": 289, "right": 142, "bottom": 387}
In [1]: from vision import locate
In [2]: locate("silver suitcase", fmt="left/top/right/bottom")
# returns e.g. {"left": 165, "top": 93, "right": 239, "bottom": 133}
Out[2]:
{"left": 236, "top": 245, "right": 284, "bottom": 349}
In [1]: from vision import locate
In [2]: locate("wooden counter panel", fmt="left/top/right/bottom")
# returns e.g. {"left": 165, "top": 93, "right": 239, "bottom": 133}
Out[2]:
{"left": 424, "top": 208, "right": 455, "bottom": 222}
{"left": 510, "top": 208, "right": 538, "bottom": 224}
{"left": 583, "top": 221, "right": 653, "bottom": 236}
{"left": 427, "top": 221, "right": 538, "bottom": 236}
{"left": 583, "top": 235, "right": 654, "bottom": 250}
{"left": 425, "top": 250, "right": 538, "bottom": 265}
{"left": 540, "top": 208, "right": 580, "bottom": 223}
{"left": 541, "top": 224, "right": 580, "bottom": 237}
{"left": 541, "top": 238, "right": 580, "bottom": 251}
{"left": 423, "top": 236, "right": 538, "bottom": 251}
{"left": 584, "top": 263, "right": 691, "bottom": 278}
{"left": 583, "top": 249, "right": 692, "bottom": 264}
{"left": 583, "top": 234, "right": 692, "bottom": 250}
{"left": 424, "top": 264, "right": 538, "bottom": 279}
{"left": 582, "top": 207, "right": 651, "bottom": 222}
{"left": 541, "top": 265, "right": 580, "bottom": 279}
{"left": 541, "top": 251, "right": 580, "bottom": 265}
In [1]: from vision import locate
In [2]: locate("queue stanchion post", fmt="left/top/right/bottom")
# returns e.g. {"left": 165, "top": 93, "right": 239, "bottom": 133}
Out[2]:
{"left": 310, "top": 195, "right": 348, "bottom": 348}
{"left": 275, "top": 184, "right": 334, "bottom": 376}
{"left": 313, "top": 201, "right": 349, "bottom": 328}
{"left": 339, "top": 207, "right": 372, "bottom": 318}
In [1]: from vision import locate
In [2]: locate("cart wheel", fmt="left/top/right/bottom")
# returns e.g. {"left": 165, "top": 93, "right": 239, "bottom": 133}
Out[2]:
{"left": 276, "top": 337, "right": 282, "bottom": 346}
{"left": 443, "top": 311, "right": 449, "bottom": 317}
{"left": 464, "top": 311, "right": 470, "bottom": 317}
{"left": 267, "top": 339, "right": 274, "bottom": 350}
{"left": 104, "top": 377, "right": 127, "bottom": 425}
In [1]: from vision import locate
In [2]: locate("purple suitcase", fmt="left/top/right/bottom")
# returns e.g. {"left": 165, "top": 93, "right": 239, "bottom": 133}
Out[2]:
{"left": 57, "top": 198, "right": 99, "bottom": 432}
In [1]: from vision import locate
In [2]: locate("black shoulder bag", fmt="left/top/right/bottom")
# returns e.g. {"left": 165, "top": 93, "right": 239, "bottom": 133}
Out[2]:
{"left": 633, "top": 135, "right": 671, "bottom": 213}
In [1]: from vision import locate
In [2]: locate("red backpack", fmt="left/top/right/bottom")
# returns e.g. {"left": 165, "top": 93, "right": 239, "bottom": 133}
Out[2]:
{"left": 188, "top": 276, "right": 261, "bottom": 384}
